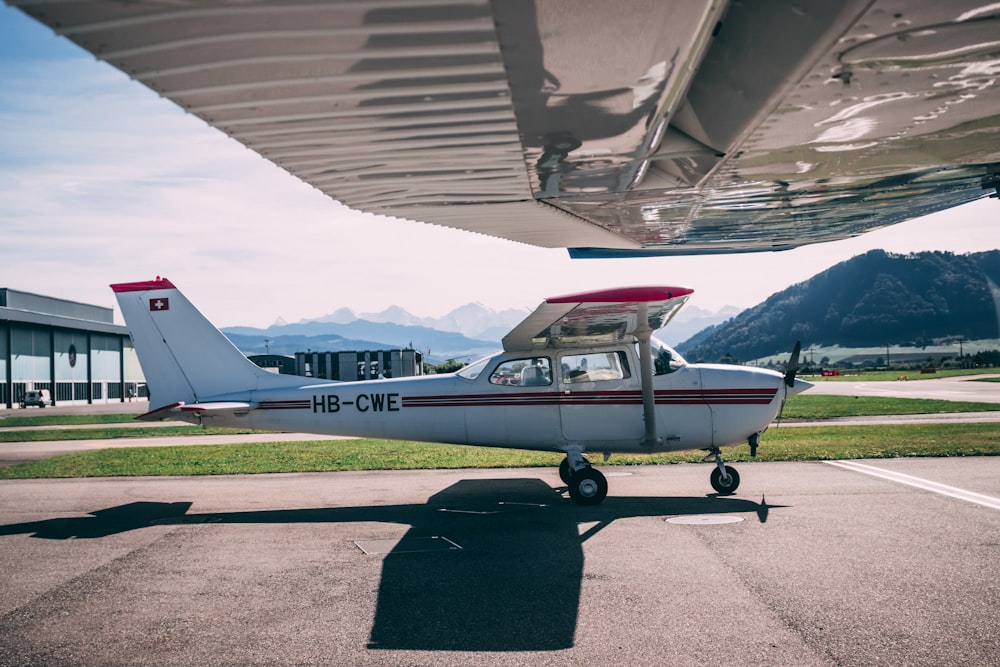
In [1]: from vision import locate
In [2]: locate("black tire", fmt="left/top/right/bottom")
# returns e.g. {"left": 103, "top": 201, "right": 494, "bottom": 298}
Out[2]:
{"left": 710, "top": 465, "right": 740, "bottom": 495}
{"left": 568, "top": 467, "right": 608, "bottom": 506}
{"left": 559, "top": 457, "right": 573, "bottom": 485}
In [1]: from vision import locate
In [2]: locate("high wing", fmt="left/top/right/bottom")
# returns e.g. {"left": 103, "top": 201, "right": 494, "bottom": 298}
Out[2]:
{"left": 502, "top": 286, "right": 692, "bottom": 352}
{"left": 11, "top": 1, "right": 999, "bottom": 254}
{"left": 502, "top": 285, "right": 693, "bottom": 447}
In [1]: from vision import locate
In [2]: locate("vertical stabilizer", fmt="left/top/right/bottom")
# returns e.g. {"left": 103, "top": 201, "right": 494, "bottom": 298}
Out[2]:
{"left": 111, "top": 277, "right": 299, "bottom": 410}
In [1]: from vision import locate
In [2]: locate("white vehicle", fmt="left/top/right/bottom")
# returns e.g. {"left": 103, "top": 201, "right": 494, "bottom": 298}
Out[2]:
{"left": 113, "top": 278, "right": 811, "bottom": 504}
{"left": 20, "top": 389, "right": 50, "bottom": 408}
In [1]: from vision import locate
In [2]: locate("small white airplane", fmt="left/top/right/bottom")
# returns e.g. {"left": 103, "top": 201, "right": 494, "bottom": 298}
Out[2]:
{"left": 113, "top": 277, "right": 812, "bottom": 504}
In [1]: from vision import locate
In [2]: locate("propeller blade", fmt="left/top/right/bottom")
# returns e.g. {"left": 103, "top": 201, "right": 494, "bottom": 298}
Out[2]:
{"left": 784, "top": 340, "right": 802, "bottom": 388}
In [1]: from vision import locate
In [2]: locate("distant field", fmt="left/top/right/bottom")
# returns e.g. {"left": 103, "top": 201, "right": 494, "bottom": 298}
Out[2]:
{"left": 753, "top": 341, "right": 1000, "bottom": 366}
{"left": 805, "top": 367, "right": 1000, "bottom": 382}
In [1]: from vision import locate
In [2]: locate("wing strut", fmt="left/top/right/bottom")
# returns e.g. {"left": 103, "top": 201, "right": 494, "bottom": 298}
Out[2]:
{"left": 635, "top": 303, "right": 660, "bottom": 448}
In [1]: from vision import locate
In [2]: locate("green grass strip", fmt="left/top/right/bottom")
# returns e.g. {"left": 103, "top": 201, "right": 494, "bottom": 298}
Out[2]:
{"left": 0, "top": 413, "right": 142, "bottom": 428}
{"left": 1, "top": 423, "right": 997, "bottom": 479}
{"left": 0, "top": 426, "right": 263, "bottom": 443}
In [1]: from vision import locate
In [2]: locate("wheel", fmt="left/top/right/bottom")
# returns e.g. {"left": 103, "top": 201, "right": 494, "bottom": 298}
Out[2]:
{"left": 559, "top": 457, "right": 573, "bottom": 485}
{"left": 568, "top": 467, "right": 608, "bottom": 506}
{"left": 710, "top": 465, "right": 740, "bottom": 495}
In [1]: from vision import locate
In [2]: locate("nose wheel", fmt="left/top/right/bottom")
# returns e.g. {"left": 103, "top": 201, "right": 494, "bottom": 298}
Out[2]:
{"left": 710, "top": 464, "right": 740, "bottom": 494}
{"left": 704, "top": 446, "right": 740, "bottom": 495}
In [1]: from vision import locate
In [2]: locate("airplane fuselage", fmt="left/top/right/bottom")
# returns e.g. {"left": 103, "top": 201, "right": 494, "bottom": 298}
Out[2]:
{"left": 184, "top": 345, "right": 792, "bottom": 456}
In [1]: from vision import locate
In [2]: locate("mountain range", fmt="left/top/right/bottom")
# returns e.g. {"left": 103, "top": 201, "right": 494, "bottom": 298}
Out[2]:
{"left": 223, "top": 297, "right": 738, "bottom": 363}
{"left": 224, "top": 250, "right": 1000, "bottom": 366}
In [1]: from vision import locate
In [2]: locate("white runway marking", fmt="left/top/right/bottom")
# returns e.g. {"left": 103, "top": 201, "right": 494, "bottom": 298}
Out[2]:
{"left": 824, "top": 460, "right": 1000, "bottom": 511}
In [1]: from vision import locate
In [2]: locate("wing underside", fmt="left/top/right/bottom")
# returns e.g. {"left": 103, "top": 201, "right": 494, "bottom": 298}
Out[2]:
{"left": 503, "top": 286, "right": 693, "bottom": 351}
{"left": 11, "top": 0, "right": 999, "bottom": 253}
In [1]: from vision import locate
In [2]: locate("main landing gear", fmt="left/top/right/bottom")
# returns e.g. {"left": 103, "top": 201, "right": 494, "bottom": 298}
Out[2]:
{"left": 559, "top": 449, "right": 608, "bottom": 506}
{"left": 704, "top": 446, "right": 740, "bottom": 495}
{"left": 558, "top": 445, "right": 741, "bottom": 504}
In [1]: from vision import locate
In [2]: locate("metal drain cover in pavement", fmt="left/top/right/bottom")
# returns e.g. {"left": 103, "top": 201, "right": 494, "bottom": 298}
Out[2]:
{"left": 666, "top": 515, "right": 744, "bottom": 525}
{"left": 354, "top": 535, "right": 462, "bottom": 555}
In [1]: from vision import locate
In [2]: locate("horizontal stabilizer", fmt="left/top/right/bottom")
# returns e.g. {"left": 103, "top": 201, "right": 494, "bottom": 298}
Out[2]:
{"left": 136, "top": 401, "right": 255, "bottom": 421}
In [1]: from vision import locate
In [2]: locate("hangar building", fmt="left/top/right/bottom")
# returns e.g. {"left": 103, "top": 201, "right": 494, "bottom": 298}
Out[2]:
{"left": 0, "top": 288, "right": 144, "bottom": 409}
{"left": 248, "top": 350, "right": 423, "bottom": 380}
{"left": 2, "top": 287, "right": 426, "bottom": 410}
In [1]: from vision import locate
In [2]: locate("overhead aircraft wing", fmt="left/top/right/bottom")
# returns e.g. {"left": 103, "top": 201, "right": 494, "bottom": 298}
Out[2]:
{"left": 10, "top": 1, "right": 999, "bottom": 254}
{"left": 502, "top": 286, "right": 693, "bottom": 352}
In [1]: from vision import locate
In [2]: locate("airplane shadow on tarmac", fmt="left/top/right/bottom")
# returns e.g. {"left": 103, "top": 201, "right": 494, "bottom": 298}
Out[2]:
{"left": 0, "top": 478, "right": 783, "bottom": 651}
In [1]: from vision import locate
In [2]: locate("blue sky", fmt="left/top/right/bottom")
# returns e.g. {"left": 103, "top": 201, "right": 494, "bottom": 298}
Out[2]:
{"left": 2, "top": 5, "right": 997, "bottom": 328}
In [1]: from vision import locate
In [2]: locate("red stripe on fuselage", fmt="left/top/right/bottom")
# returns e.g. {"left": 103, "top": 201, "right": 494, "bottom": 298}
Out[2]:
{"left": 401, "top": 388, "right": 777, "bottom": 408}
{"left": 251, "top": 389, "right": 779, "bottom": 412}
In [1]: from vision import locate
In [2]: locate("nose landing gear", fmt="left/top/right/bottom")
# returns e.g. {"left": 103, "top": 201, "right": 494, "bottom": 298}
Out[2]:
{"left": 704, "top": 446, "right": 740, "bottom": 495}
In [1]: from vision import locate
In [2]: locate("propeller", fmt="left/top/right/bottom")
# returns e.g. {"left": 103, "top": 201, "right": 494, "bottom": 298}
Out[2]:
{"left": 784, "top": 340, "right": 802, "bottom": 388}
{"left": 775, "top": 341, "right": 802, "bottom": 427}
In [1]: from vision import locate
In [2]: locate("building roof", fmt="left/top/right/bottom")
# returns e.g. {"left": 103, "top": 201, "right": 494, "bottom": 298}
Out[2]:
{"left": 0, "top": 288, "right": 128, "bottom": 336}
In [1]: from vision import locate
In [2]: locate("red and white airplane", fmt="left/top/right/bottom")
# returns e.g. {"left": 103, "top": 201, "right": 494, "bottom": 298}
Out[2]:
{"left": 113, "top": 277, "right": 812, "bottom": 504}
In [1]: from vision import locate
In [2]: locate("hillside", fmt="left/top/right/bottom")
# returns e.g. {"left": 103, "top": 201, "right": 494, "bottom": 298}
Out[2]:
{"left": 678, "top": 250, "right": 1000, "bottom": 363}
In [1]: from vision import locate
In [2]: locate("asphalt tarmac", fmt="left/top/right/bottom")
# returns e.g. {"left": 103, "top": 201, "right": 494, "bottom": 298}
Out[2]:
{"left": 1, "top": 459, "right": 998, "bottom": 666}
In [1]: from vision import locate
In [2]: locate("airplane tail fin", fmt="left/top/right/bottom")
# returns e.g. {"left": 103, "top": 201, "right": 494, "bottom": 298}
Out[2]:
{"left": 111, "top": 277, "right": 303, "bottom": 411}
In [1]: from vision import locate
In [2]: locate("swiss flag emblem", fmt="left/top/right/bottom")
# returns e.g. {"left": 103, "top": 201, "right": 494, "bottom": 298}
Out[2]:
{"left": 149, "top": 298, "right": 170, "bottom": 312}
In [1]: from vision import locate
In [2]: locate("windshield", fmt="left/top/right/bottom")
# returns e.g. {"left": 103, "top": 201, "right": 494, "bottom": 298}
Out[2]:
{"left": 650, "top": 336, "right": 686, "bottom": 375}
{"left": 456, "top": 354, "right": 495, "bottom": 380}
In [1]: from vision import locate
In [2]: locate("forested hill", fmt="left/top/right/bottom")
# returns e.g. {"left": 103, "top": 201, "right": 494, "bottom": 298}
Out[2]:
{"left": 678, "top": 250, "right": 1000, "bottom": 363}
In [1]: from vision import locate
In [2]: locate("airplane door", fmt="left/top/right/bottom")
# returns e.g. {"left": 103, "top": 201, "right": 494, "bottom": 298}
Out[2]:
{"left": 559, "top": 350, "right": 644, "bottom": 443}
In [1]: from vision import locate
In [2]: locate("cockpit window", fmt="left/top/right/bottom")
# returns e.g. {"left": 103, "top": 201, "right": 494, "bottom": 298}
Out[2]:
{"left": 651, "top": 337, "right": 686, "bottom": 375}
{"left": 489, "top": 357, "right": 552, "bottom": 386}
{"left": 560, "top": 351, "right": 631, "bottom": 383}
